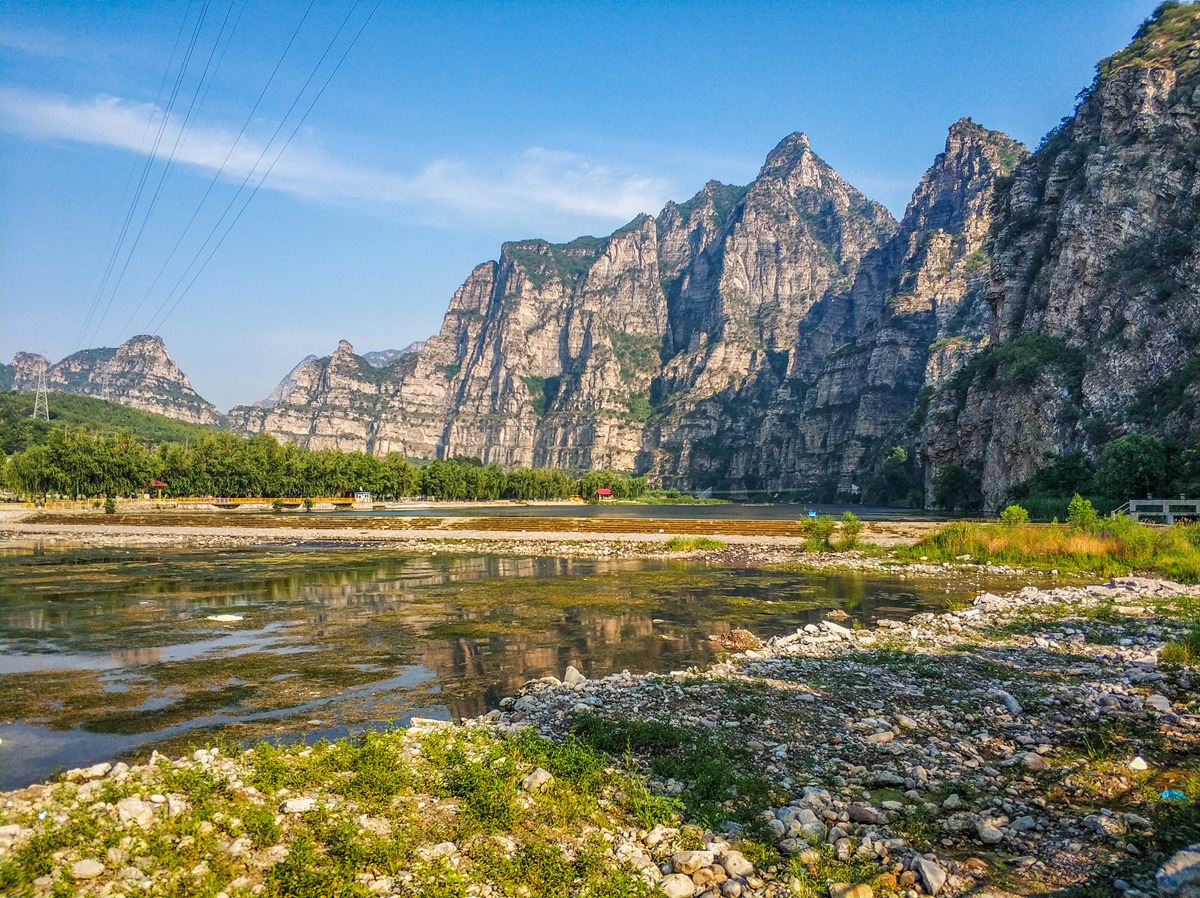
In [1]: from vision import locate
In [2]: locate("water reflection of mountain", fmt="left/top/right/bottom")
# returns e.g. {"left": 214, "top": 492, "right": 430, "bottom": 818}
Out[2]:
{"left": 113, "top": 647, "right": 164, "bottom": 666}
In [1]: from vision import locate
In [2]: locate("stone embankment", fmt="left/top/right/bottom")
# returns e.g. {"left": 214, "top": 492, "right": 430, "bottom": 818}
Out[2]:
{"left": 1, "top": 577, "right": 1197, "bottom": 897}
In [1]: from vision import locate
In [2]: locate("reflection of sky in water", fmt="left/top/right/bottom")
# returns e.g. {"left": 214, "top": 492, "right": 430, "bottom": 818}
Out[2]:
{"left": 0, "top": 622, "right": 292, "bottom": 674}
{"left": 0, "top": 546, "right": 987, "bottom": 790}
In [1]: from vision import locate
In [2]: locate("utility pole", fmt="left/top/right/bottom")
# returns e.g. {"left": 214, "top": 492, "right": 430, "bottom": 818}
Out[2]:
{"left": 32, "top": 361, "right": 50, "bottom": 422}
{"left": 100, "top": 362, "right": 113, "bottom": 402}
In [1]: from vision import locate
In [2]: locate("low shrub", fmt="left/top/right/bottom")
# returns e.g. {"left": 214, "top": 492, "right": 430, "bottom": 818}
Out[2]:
{"left": 799, "top": 515, "right": 836, "bottom": 550}
{"left": 999, "top": 504, "right": 1030, "bottom": 526}
{"left": 902, "top": 519, "right": 1200, "bottom": 583}
{"left": 662, "top": 536, "right": 727, "bottom": 551}
{"left": 838, "top": 511, "right": 864, "bottom": 549}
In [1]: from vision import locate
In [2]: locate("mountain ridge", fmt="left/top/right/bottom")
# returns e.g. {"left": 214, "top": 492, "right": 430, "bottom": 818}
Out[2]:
{"left": 10, "top": 4, "right": 1196, "bottom": 511}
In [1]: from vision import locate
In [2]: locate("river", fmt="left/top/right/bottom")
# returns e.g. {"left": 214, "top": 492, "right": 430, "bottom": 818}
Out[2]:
{"left": 0, "top": 543, "right": 980, "bottom": 789}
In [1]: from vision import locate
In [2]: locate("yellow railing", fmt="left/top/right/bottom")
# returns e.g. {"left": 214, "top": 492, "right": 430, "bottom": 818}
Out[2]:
{"left": 174, "top": 497, "right": 359, "bottom": 506}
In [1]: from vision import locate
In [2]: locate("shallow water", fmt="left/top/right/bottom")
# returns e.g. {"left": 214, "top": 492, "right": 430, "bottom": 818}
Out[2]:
{"left": 0, "top": 544, "right": 976, "bottom": 789}
{"left": 330, "top": 502, "right": 954, "bottom": 521}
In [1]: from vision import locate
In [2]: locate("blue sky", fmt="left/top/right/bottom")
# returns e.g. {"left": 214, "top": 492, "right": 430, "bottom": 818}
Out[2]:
{"left": 1, "top": 0, "right": 1163, "bottom": 410}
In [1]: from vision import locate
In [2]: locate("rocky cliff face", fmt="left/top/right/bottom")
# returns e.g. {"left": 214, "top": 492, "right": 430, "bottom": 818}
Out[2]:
{"left": 918, "top": 5, "right": 1200, "bottom": 509}
{"left": 230, "top": 124, "right": 1019, "bottom": 490}
{"left": 230, "top": 7, "right": 1196, "bottom": 505}
{"left": 653, "top": 120, "right": 1024, "bottom": 497}
{"left": 6, "top": 336, "right": 224, "bottom": 426}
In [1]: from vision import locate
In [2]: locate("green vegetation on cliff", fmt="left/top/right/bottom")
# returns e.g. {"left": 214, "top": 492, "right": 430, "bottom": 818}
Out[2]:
{"left": 505, "top": 236, "right": 609, "bottom": 290}
{"left": 1096, "top": 1, "right": 1200, "bottom": 86}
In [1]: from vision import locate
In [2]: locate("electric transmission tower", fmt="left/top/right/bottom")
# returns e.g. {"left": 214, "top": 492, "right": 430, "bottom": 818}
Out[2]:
{"left": 32, "top": 362, "right": 50, "bottom": 421}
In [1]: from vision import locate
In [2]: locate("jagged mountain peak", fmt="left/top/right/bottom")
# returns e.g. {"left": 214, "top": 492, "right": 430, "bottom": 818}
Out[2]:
{"left": 5, "top": 335, "right": 222, "bottom": 426}
{"left": 760, "top": 131, "right": 810, "bottom": 169}
{"left": 899, "top": 120, "right": 1026, "bottom": 244}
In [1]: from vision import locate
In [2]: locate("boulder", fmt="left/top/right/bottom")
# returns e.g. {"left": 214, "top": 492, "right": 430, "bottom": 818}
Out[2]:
{"left": 915, "top": 857, "right": 947, "bottom": 895}
{"left": 1157, "top": 843, "right": 1200, "bottom": 898}
{"left": 829, "top": 885, "right": 874, "bottom": 898}
{"left": 671, "top": 849, "right": 715, "bottom": 874}
{"left": 658, "top": 873, "right": 696, "bottom": 897}
{"left": 70, "top": 859, "right": 105, "bottom": 880}
{"left": 521, "top": 767, "right": 555, "bottom": 792}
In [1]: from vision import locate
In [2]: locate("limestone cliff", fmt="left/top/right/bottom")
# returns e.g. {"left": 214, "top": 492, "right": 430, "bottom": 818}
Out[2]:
{"left": 230, "top": 125, "right": 1022, "bottom": 489}
{"left": 253, "top": 355, "right": 318, "bottom": 409}
{"left": 653, "top": 120, "right": 1024, "bottom": 497}
{"left": 917, "top": 4, "right": 1200, "bottom": 509}
{"left": 6, "top": 336, "right": 224, "bottom": 426}
{"left": 230, "top": 6, "right": 1197, "bottom": 505}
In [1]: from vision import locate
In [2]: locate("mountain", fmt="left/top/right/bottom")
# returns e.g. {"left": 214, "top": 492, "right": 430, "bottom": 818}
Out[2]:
{"left": 917, "top": 2, "right": 1200, "bottom": 509}
{"left": 253, "top": 355, "right": 318, "bottom": 409}
{"left": 648, "top": 120, "right": 1026, "bottom": 498}
{"left": 30, "top": 5, "right": 1197, "bottom": 510}
{"left": 226, "top": 122, "right": 1015, "bottom": 485}
{"left": 4, "top": 335, "right": 224, "bottom": 427}
{"left": 362, "top": 342, "right": 426, "bottom": 367}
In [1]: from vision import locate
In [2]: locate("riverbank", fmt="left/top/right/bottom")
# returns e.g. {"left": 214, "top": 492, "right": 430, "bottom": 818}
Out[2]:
{"left": 2, "top": 573, "right": 1197, "bottom": 897}
{"left": 0, "top": 508, "right": 953, "bottom": 574}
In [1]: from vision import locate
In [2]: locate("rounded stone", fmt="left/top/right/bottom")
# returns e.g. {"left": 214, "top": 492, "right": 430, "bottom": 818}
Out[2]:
{"left": 70, "top": 859, "right": 105, "bottom": 880}
{"left": 659, "top": 873, "right": 696, "bottom": 897}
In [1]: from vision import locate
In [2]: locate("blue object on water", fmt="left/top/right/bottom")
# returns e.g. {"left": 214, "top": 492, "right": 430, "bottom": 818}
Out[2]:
{"left": 1160, "top": 789, "right": 1188, "bottom": 801}
{"left": 808, "top": 510, "right": 817, "bottom": 517}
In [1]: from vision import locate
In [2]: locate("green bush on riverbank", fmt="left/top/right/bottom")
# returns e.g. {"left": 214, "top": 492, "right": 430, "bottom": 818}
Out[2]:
{"left": 903, "top": 518, "right": 1200, "bottom": 582}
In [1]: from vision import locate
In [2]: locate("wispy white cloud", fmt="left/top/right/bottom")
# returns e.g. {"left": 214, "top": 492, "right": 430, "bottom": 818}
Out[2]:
{"left": 0, "top": 29, "right": 74, "bottom": 59}
{"left": 2, "top": 88, "right": 672, "bottom": 226}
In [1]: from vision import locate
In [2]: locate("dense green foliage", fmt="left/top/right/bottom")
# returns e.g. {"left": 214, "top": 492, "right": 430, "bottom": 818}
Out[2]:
{"left": 504, "top": 236, "right": 608, "bottom": 290}
{"left": 999, "top": 504, "right": 1030, "bottom": 526}
{"left": 865, "top": 445, "right": 922, "bottom": 507}
{"left": 673, "top": 182, "right": 749, "bottom": 227}
{"left": 519, "top": 375, "right": 561, "bottom": 417}
{"left": 945, "top": 334, "right": 1086, "bottom": 408}
{"left": 932, "top": 462, "right": 982, "bottom": 512}
{"left": 1008, "top": 436, "right": 1199, "bottom": 520}
{"left": 0, "top": 392, "right": 215, "bottom": 455}
{"left": 0, "top": 425, "right": 652, "bottom": 503}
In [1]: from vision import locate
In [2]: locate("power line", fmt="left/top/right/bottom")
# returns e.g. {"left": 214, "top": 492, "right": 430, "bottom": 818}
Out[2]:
{"left": 114, "top": 0, "right": 319, "bottom": 341}
{"left": 72, "top": 0, "right": 198, "bottom": 351}
{"left": 74, "top": 0, "right": 215, "bottom": 349}
{"left": 148, "top": 0, "right": 383, "bottom": 332}
{"left": 84, "top": 0, "right": 241, "bottom": 348}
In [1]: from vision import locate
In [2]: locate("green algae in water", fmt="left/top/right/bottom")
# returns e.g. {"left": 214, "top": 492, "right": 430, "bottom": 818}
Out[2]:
{"left": 1, "top": 545, "right": 966, "bottom": 788}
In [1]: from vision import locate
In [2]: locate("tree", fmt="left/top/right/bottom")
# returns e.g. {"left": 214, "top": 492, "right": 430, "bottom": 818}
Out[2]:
{"left": 1093, "top": 433, "right": 1169, "bottom": 500}
{"left": 1067, "top": 494, "right": 1100, "bottom": 532}
{"left": 932, "top": 463, "right": 982, "bottom": 511}
{"left": 866, "top": 446, "right": 919, "bottom": 507}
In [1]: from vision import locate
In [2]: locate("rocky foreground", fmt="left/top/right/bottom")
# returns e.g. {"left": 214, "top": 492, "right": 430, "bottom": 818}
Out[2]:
{"left": 1, "top": 576, "right": 1198, "bottom": 897}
